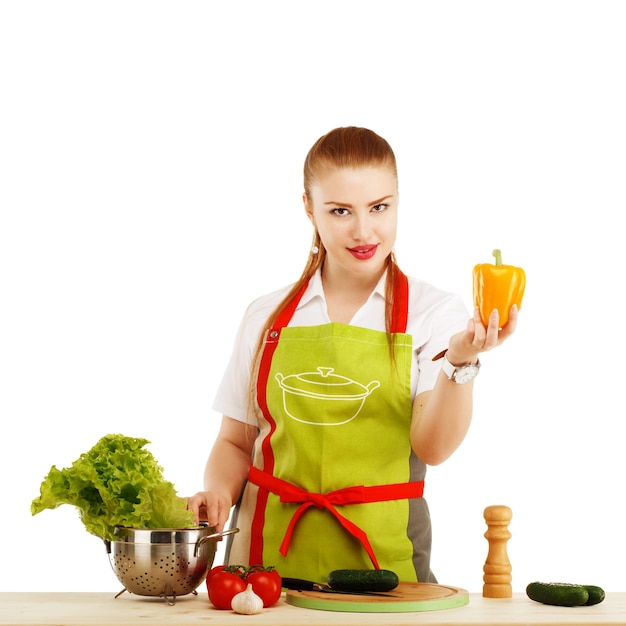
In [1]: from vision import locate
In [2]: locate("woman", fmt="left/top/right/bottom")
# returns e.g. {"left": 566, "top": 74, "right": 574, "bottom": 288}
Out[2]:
{"left": 188, "top": 127, "right": 517, "bottom": 583}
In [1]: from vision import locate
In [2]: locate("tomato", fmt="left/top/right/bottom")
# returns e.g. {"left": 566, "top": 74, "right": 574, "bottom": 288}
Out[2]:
{"left": 207, "top": 570, "right": 247, "bottom": 610}
{"left": 207, "top": 565, "right": 227, "bottom": 584}
{"left": 246, "top": 567, "right": 282, "bottom": 607}
{"left": 207, "top": 564, "right": 242, "bottom": 583}
{"left": 206, "top": 564, "right": 282, "bottom": 610}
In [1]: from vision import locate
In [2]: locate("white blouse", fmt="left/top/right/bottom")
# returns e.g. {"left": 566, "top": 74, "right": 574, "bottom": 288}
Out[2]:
{"left": 213, "top": 269, "right": 469, "bottom": 425}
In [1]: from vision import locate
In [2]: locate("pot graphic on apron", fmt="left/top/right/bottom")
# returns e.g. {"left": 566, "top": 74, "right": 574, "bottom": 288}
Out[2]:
{"left": 275, "top": 367, "right": 380, "bottom": 425}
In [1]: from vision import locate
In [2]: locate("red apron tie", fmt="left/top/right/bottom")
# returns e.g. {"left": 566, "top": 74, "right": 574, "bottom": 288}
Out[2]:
{"left": 248, "top": 466, "right": 424, "bottom": 570}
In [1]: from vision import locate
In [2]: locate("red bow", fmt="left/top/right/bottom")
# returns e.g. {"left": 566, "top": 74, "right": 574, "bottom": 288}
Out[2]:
{"left": 248, "top": 466, "right": 424, "bottom": 570}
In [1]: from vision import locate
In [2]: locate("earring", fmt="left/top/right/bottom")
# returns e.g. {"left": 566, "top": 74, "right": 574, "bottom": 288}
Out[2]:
{"left": 311, "top": 245, "right": 319, "bottom": 254}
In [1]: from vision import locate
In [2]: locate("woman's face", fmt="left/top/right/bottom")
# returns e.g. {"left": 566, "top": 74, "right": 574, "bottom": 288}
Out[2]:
{"left": 304, "top": 165, "right": 398, "bottom": 283}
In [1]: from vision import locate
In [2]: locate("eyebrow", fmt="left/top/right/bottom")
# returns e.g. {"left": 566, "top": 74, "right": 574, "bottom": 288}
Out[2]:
{"left": 323, "top": 195, "right": 394, "bottom": 208}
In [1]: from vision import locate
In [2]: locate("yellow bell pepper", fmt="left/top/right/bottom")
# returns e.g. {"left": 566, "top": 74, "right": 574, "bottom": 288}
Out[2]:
{"left": 473, "top": 249, "right": 526, "bottom": 327}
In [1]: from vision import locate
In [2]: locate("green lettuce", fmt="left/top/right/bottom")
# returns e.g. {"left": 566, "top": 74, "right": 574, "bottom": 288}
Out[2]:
{"left": 31, "top": 433, "right": 194, "bottom": 541}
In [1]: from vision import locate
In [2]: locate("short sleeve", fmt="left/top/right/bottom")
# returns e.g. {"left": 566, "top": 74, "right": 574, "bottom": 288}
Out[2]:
{"left": 406, "top": 280, "right": 470, "bottom": 397}
{"left": 212, "top": 285, "right": 292, "bottom": 425}
{"left": 211, "top": 309, "right": 257, "bottom": 424}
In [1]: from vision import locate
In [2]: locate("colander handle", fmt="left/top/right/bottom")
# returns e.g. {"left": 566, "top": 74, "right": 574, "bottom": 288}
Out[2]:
{"left": 194, "top": 527, "right": 239, "bottom": 556}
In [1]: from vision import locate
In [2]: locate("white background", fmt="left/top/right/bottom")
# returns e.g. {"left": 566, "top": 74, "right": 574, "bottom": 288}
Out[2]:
{"left": 2, "top": 1, "right": 625, "bottom": 594}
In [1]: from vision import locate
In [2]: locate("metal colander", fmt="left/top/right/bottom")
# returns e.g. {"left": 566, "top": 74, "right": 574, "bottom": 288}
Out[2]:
{"left": 106, "top": 525, "right": 238, "bottom": 604}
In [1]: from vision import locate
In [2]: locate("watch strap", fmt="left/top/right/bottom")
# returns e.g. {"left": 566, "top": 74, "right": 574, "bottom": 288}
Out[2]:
{"left": 441, "top": 353, "right": 480, "bottom": 382}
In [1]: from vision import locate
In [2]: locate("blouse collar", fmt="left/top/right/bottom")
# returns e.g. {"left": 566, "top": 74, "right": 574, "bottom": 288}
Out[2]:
{"left": 296, "top": 267, "right": 387, "bottom": 310}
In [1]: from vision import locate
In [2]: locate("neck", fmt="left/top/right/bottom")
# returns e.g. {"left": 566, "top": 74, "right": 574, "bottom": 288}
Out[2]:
{"left": 320, "top": 264, "right": 386, "bottom": 324}
{"left": 321, "top": 262, "right": 386, "bottom": 298}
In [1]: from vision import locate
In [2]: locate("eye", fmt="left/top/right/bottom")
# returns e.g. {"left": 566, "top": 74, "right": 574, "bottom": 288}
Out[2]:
{"left": 331, "top": 207, "right": 350, "bottom": 216}
{"left": 372, "top": 203, "right": 388, "bottom": 212}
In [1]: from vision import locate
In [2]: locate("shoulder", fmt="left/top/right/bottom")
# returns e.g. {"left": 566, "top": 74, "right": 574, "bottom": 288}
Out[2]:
{"left": 404, "top": 274, "right": 469, "bottom": 352}
{"left": 223, "top": 282, "right": 296, "bottom": 362}
{"left": 240, "top": 282, "right": 295, "bottom": 327}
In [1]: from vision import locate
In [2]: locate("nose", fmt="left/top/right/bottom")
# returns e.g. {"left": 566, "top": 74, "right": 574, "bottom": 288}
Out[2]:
{"left": 352, "top": 213, "right": 373, "bottom": 241}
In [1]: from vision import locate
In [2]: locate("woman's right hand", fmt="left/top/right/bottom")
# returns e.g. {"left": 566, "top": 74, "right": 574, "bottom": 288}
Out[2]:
{"left": 186, "top": 416, "right": 256, "bottom": 531}
{"left": 186, "top": 490, "right": 233, "bottom": 532}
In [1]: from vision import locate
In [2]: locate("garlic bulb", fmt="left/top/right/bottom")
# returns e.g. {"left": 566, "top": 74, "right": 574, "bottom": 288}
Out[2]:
{"left": 231, "top": 583, "right": 264, "bottom": 614}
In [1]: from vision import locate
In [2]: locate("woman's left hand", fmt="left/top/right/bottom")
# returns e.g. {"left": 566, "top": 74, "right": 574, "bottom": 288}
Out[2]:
{"left": 446, "top": 304, "right": 518, "bottom": 364}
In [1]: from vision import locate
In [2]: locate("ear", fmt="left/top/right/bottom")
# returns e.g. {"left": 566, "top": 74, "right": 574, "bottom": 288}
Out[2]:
{"left": 303, "top": 193, "right": 315, "bottom": 224}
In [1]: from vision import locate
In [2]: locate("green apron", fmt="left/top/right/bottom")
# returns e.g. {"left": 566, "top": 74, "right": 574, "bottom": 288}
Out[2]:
{"left": 228, "top": 272, "right": 434, "bottom": 583}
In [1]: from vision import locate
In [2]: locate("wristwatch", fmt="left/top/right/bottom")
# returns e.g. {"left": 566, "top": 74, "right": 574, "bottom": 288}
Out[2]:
{"left": 441, "top": 353, "right": 480, "bottom": 384}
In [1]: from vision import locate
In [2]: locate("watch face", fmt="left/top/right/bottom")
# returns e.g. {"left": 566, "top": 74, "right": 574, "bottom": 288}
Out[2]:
{"left": 453, "top": 364, "right": 479, "bottom": 384}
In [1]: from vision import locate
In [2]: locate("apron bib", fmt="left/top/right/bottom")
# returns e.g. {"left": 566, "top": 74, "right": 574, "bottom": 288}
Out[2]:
{"left": 228, "top": 272, "right": 433, "bottom": 582}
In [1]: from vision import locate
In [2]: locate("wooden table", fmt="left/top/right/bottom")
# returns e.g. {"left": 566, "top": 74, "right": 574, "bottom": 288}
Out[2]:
{"left": 1, "top": 592, "right": 624, "bottom": 625}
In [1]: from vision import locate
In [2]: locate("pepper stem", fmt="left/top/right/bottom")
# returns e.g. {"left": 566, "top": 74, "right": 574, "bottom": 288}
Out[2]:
{"left": 492, "top": 249, "right": 503, "bottom": 266}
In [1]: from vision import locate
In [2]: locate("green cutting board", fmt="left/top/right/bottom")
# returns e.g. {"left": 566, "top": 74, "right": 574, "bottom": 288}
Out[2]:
{"left": 285, "top": 582, "right": 469, "bottom": 613}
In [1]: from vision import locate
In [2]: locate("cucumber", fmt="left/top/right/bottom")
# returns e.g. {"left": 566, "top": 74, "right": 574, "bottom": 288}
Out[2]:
{"left": 327, "top": 569, "right": 399, "bottom": 592}
{"left": 526, "top": 582, "right": 589, "bottom": 606}
{"left": 583, "top": 585, "right": 606, "bottom": 606}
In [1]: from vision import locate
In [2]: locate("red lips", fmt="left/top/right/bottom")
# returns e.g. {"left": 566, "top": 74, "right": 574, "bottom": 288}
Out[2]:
{"left": 347, "top": 245, "right": 378, "bottom": 260}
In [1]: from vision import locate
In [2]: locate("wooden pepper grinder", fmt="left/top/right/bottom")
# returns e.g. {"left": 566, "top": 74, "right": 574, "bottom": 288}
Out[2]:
{"left": 483, "top": 505, "right": 513, "bottom": 598}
